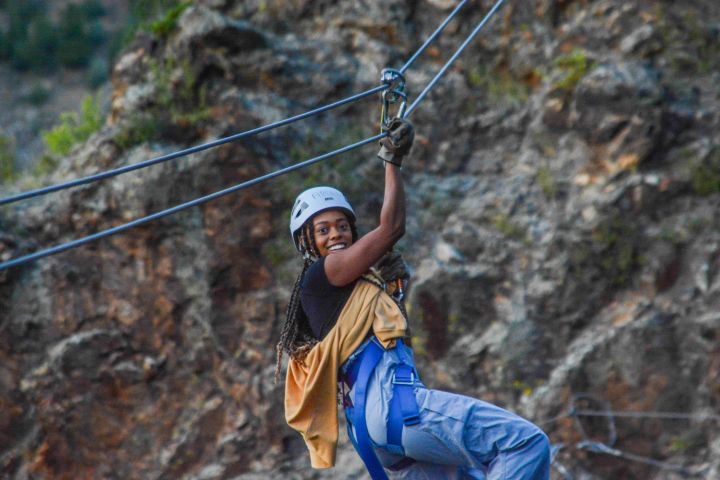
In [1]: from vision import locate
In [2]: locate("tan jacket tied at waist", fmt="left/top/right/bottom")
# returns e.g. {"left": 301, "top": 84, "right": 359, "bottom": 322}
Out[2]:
{"left": 284, "top": 276, "right": 407, "bottom": 469}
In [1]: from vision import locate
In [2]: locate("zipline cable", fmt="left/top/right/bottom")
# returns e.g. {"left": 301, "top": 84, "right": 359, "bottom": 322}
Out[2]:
{"left": 574, "top": 409, "right": 720, "bottom": 422}
{"left": 0, "top": 0, "right": 473, "bottom": 207}
{"left": 403, "top": 0, "right": 506, "bottom": 118}
{"left": 541, "top": 409, "right": 720, "bottom": 425}
{"left": 398, "top": 0, "right": 470, "bottom": 75}
{"left": 0, "top": 0, "right": 508, "bottom": 271}
{"left": 0, "top": 85, "right": 386, "bottom": 207}
{"left": 0, "top": 134, "right": 386, "bottom": 271}
{"left": 576, "top": 440, "right": 697, "bottom": 476}
{"left": 541, "top": 395, "right": 715, "bottom": 478}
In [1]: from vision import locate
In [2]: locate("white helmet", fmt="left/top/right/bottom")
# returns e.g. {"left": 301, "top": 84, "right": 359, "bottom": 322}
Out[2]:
{"left": 289, "top": 186, "right": 355, "bottom": 251}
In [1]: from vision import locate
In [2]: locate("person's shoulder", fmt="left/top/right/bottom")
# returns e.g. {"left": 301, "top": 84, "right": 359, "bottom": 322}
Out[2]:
{"left": 302, "top": 258, "right": 329, "bottom": 292}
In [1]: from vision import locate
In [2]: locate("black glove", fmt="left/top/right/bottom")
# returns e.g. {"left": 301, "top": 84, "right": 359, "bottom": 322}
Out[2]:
{"left": 377, "top": 118, "right": 414, "bottom": 167}
{"left": 376, "top": 251, "right": 410, "bottom": 283}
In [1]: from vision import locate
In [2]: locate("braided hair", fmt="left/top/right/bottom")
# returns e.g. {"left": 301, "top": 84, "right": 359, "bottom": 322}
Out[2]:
{"left": 275, "top": 216, "right": 359, "bottom": 382}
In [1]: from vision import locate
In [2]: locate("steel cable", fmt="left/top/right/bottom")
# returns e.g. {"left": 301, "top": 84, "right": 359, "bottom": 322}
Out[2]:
{"left": 0, "top": 0, "right": 474, "bottom": 207}
{"left": 0, "top": 134, "right": 386, "bottom": 270}
{"left": 404, "top": 0, "right": 506, "bottom": 119}
{"left": 540, "top": 408, "right": 720, "bottom": 427}
{"left": 574, "top": 409, "right": 720, "bottom": 422}
{"left": 398, "top": 0, "right": 470, "bottom": 75}
{"left": 576, "top": 440, "right": 697, "bottom": 476}
{"left": 540, "top": 394, "right": 716, "bottom": 478}
{"left": 0, "top": 85, "right": 386, "bottom": 206}
{"left": 0, "top": 0, "right": 507, "bottom": 271}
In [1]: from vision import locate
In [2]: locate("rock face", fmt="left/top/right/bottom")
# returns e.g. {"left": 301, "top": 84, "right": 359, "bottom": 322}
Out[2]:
{"left": 2, "top": 1, "right": 720, "bottom": 478}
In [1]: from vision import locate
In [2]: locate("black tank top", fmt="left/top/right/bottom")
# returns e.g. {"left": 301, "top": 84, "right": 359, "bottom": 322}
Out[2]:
{"left": 300, "top": 257, "right": 356, "bottom": 340}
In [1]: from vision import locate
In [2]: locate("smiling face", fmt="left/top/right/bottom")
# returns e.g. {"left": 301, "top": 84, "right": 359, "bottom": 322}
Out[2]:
{"left": 311, "top": 209, "right": 353, "bottom": 257}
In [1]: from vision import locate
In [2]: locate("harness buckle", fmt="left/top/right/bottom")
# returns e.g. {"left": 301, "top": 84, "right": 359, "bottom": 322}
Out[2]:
{"left": 392, "top": 369, "right": 416, "bottom": 386}
{"left": 403, "top": 413, "right": 421, "bottom": 426}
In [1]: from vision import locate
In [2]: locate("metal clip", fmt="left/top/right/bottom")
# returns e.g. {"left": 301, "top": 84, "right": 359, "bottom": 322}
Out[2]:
{"left": 379, "top": 68, "right": 407, "bottom": 132}
{"left": 392, "top": 278, "right": 405, "bottom": 302}
{"left": 392, "top": 369, "right": 416, "bottom": 386}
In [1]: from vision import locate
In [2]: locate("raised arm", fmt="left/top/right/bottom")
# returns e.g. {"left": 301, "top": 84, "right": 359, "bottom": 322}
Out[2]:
{"left": 324, "top": 120, "right": 414, "bottom": 286}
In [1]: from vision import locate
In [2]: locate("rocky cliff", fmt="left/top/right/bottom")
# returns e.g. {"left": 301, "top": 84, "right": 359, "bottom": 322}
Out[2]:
{"left": 1, "top": 0, "right": 719, "bottom": 478}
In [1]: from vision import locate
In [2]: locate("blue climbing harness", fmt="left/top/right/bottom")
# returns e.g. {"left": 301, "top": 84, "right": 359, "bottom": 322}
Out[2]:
{"left": 342, "top": 337, "right": 421, "bottom": 480}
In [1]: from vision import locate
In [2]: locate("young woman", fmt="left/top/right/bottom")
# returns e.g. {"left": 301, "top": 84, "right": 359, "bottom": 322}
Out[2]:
{"left": 277, "top": 119, "right": 550, "bottom": 479}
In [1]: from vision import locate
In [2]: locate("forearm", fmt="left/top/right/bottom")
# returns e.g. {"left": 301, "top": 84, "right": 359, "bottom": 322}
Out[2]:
{"left": 322, "top": 120, "right": 413, "bottom": 286}
{"left": 379, "top": 162, "right": 405, "bottom": 241}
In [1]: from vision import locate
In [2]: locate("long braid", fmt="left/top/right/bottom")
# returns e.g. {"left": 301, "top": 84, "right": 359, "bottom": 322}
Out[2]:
{"left": 275, "top": 216, "right": 360, "bottom": 383}
{"left": 304, "top": 222, "right": 320, "bottom": 259}
{"left": 275, "top": 259, "right": 309, "bottom": 381}
{"left": 275, "top": 224, "right": 320, "bottom": 382}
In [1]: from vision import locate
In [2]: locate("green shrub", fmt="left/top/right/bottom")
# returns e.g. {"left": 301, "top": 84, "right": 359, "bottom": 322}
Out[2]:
{"left": 12, "top": 15, "right": 58, "bottom": 72}
{"left": 111, "top": 56, "right": 210, "bottom": 151}
{"left": 658, "top": 8, "right": 720, "bottom": 75}
{"left": 493, "top": 213, "right": 529, "bottom": 243}
{"left": 114, "top": 115, "right": 162, "bottom": 151}
{"left": 6, "top": 1, "right": 45, "bottom": 41}
{"left": 57, "top": 4, "right": 101, "bottom": 68}
{"left": 589, "top": 218, "right": 640, "bottom": 287}
{"left": 33, "top": 154, "right": 59, "bottom": 177}
{"left": 554, "top": 49, "right": 593, "bottom": 91}
{"left": 512, "top": 380, "right": 535, "bottom": 398}
{"left": 571, "top": 240, "right": 637, "bottom": 289}
{"left": 690, "top": 148, "right": 720, "bottom": 196}
{"left": 691, "top": 165, "right": 720, "bottom": 195}
{"left": 0, "top": 0, "right": 107, "bottom": 72}
{"left": 44, "top": 113, "right": 81, "bottom": 156}
{"left": 149, "top": 57, "right": 212, "bottom": 128}
{"left": 537, "top": 165, "right": 557, "bottom": 199}
{"left": 43, "top": 95, "right": 103, "bottom": 157}
{"left": 149, "top": 2, "right": 191, "bottom": 38}
{"left": 3, "top": 2, "right": 56, "bottom": 72}
{"left": 110, "top": 0, "right": 187, "bottom": 59}
{"left": 129, "top": 0, "right": 182, "bottom": 21}
{"left": 467, "top": 65, "right": 533, "bottom": 107}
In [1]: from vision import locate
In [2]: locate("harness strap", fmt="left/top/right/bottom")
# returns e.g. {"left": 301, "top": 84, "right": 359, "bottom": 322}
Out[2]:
{"left": 387, "top": 346, "right": 421, "bottom": 451}
{"left": 346, "top": 340, "right": 388, "bottom": 480}
{"left": 342, "top": 338, "right": 421, "bottom": 478}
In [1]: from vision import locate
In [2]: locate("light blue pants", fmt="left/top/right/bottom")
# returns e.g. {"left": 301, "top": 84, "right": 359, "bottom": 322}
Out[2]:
{"left": 343, "top": 341, "right": 550, "bottom": 479}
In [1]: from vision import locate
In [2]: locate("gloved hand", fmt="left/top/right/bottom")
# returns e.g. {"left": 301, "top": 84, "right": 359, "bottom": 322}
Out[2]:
{"left": 376, "top": 251, "right": 410, "bottom": 283}
{"left": 377, "top": 118, "right": 414, "bottom": 167}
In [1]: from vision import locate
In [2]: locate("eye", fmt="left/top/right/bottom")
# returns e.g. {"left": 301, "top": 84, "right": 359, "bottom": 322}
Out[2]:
{"left": 316, "top": 227, "right": 328, "bottom": 235}
{"left": 339, "top": 223, "right": 350, "bottom": 231}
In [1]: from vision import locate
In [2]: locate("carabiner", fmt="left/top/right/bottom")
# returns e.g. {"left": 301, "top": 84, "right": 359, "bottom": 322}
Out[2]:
{"left": 379, "top": 68, "right": 408, "bottom": 132}
{"left": 392, "top": 278, "right": 405, "bottom": 302}
{"left": 381, "top": 68, "right": 405, "bottom": 92}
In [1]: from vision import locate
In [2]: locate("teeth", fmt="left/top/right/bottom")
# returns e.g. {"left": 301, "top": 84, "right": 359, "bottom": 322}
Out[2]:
{"left": 328, "top": 244, "right": 346, "bottom": 251}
